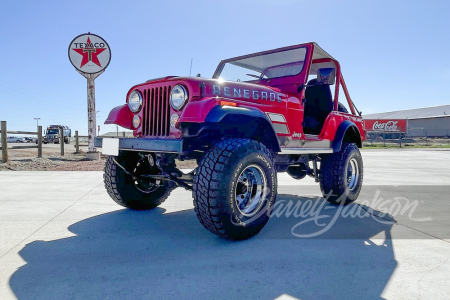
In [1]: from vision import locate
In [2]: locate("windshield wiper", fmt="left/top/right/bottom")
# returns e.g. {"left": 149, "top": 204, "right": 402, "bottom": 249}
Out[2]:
{"left": 246, "top": 74, "right": 260, "bottom": 79}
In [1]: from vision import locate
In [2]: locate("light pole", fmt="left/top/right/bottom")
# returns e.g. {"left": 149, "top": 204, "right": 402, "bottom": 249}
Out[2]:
{"left": 34, "top": 118, "right": 40, "bottom": 128}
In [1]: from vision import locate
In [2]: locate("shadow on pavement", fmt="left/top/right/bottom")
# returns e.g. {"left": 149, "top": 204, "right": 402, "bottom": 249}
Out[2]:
{"left": 47, "top": 157, "right": 89, "bottom": 162}
{"left": 10, "top": 196, "right": 396, "bottom": 300}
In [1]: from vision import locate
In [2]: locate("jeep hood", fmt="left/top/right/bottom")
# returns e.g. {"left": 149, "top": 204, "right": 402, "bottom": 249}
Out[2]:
{"left": 141, "top": 76, "right": 286, "bottom": 102}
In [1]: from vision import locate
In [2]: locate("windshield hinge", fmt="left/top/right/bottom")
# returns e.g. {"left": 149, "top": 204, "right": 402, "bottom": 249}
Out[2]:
{"left": 199, "top": 82, "right": 206, "bottom": 98}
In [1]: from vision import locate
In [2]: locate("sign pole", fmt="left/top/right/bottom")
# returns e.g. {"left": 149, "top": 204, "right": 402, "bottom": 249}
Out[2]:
{"left": 69, "top": 32, "right": 110, "bottom": 160}
{"left": 87, "top": 74, "right": 96, "bottom": 153}
{"left": 83, "top": 71, "right": 103, "bottom": 153}
{"left": 77, "top": 70, "right": 103, "bottom": 158}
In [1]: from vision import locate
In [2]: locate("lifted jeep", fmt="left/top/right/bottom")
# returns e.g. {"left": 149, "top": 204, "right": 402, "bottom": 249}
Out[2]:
{"left": 96, "top": 42, "right": 365, "bottom": 240}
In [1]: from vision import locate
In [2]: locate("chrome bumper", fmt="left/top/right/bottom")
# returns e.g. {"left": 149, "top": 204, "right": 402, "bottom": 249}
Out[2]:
{"left": 94, "top": 137, "right": 184, "bottom": 153}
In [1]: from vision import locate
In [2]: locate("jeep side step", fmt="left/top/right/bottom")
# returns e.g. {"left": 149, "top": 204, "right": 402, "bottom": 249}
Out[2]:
{"left": 279, "top": 148, "right": 333, "bottom": 154}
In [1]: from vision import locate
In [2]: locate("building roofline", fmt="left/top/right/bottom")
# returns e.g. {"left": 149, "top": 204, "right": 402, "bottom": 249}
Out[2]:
{"left": 407, "top": 115, "right": 450, "bottom": 120}
{"left": 363, "top": 104, "right": 450, "bottom": 117}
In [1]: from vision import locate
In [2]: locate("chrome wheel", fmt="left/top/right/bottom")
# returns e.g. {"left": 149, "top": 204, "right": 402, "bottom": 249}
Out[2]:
{"left": 235, "top": 164, "right": 267, "bottom": 217}
{"left": 346, "top": 157, "right": 359, "bottom": 191}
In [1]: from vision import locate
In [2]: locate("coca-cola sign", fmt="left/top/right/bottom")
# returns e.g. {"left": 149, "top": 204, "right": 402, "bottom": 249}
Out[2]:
{"left": 364, "top": 119, "right": 407, "bottom": 133}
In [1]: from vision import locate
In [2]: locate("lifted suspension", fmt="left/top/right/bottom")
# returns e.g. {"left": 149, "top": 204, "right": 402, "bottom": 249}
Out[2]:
{"left": 111, "top": 156, "right": 195, "bottom": 190}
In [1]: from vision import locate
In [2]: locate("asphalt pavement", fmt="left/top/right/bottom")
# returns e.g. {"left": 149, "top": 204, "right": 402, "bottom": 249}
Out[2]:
{"left": 0, "top": 149, "right": 449, "bottom": 300}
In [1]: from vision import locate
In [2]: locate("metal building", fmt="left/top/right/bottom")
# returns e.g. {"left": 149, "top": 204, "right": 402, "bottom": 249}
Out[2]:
{"left": 363, "top": 105, "right": 450, "bottom": 137}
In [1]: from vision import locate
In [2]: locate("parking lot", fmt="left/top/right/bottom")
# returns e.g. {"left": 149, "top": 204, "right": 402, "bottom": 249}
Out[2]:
{"left": 0, "top": 149, "right": 449, "bottom": 300}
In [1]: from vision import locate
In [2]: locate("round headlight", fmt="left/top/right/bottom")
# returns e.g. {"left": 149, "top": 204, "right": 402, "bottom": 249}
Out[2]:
{"left": 170, "top": 85, "right": 188, "bottom": 110}
{"left": 128, "top": 91, "right": 143, "bottom": 113}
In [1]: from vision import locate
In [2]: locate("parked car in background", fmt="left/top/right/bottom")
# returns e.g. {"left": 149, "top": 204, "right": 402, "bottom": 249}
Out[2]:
{"left": 23, "top": 137, "right": 34, "bottom": 143}
{"left": 43, "top": 125, "right": 71, "bottom": 144}
{"left": 7, "top": 136, "right": 22, "bottom": 143}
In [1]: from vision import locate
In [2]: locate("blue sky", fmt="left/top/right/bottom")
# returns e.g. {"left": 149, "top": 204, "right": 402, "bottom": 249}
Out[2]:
{"left": 0, "top": 0, "right": 449, "bottom": 134}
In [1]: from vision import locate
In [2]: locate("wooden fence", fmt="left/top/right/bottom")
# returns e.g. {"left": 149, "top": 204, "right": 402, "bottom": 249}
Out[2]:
{"left": 1, "top": 120, "right": 131, "bottom": 163}
{"left": 0, "top": 121, "right": 43, "bottom": 163}
{"left": 0, "top": 121, "right": 87, "bottom": 163}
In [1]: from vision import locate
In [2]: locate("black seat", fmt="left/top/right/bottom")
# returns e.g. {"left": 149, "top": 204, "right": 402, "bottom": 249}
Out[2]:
{"left": 303, "top": 79, "right": 333, "bottom": 134}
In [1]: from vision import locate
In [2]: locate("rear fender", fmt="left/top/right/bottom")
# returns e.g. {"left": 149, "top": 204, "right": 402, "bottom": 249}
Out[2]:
{"left": 105, "top": 104, "right": 133, "bottom": 130}
{"left": 332, "top": 120, "right": 362, "bottom": 152}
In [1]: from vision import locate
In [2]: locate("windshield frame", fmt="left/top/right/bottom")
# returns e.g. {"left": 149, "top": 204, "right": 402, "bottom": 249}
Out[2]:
{"left": 213, "top": 44, "right": 309, "bottom": 81}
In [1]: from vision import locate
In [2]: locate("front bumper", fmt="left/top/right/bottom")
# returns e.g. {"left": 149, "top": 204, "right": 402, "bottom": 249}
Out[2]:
{"left": 94, "top": 137, "right": 184, "bottom": 153}
{"left": 44, "top": 138, "right": 59, "bottom": 143}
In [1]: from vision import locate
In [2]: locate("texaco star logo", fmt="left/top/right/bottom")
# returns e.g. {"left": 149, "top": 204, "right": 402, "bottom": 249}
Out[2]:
{"left": 68, "top": 33, "right": 111, "bottom": 74}
{"left": 72, "top": 37, "right": 106, "bottom": 68}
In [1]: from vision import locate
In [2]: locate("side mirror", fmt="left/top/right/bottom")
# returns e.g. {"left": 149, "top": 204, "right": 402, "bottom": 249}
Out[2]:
{"left": 317, "top": 68, "right": 336, "bottom": 85}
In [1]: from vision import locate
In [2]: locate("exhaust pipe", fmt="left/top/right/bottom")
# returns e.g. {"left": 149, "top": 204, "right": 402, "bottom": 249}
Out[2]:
{"left": 286, "top": 164, "right": 308, "bottom": 180}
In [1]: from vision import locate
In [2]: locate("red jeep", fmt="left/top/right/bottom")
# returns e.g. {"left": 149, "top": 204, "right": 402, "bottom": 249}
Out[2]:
{"left": 97, "top": 42, "right": 365, "bottom": 240}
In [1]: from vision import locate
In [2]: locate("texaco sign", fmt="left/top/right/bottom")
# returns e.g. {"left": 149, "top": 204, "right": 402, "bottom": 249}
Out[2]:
{"left": 68, "top": 33, "right": 111, "bottom": 74}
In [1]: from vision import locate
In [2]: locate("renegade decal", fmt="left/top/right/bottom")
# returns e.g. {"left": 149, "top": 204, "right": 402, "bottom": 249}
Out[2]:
{"left": 266, "top": 113, "right": 287, "bottom": 123}
{"left": 272, "top": 123, "right": 289, "bottom": 134}
{"left": 212, "top": 85, "right": 282, "bottom": 103}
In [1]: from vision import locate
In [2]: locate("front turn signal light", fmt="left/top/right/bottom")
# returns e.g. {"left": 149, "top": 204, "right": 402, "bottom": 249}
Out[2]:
{"left": 220, "top": 101, "right": 236, "bottom": 107}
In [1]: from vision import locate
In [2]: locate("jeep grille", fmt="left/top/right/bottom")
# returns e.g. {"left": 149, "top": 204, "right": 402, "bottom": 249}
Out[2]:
{"left": 142, "top": 86, "right": 171, "bottom": 137}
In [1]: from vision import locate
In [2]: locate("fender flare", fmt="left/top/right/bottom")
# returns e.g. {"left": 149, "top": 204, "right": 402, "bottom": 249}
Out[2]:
{"left": 104, "top": 104, "right": 133, "bottom": 130}
{"left": 204, "top": 105, "right": 281, "bottom": 152}
{"left": 332, "top": 120, "right": 362, "bottom": 152}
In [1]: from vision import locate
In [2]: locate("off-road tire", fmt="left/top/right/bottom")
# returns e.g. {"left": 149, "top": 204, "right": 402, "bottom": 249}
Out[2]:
{"left": 319, "top": 143, "right": 363, "bottom": 205}
{"left": 104, "top": 155, "right": 171, "bottom": 210}
{"left": 193, "top": 138, "right": 277, "bottom": 240}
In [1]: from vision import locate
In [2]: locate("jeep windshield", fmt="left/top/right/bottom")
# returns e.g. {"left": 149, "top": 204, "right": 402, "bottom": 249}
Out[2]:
{"left": 47, "top": 129, "right": 58, "bottom": 134}
{"left": 214, "top": 47, "right": 307, "bottom": 82}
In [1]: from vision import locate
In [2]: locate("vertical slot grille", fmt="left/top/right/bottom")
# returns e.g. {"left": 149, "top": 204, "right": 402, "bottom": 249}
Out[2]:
{"left": 143, "top": 85, "right": 171, "bottom": 137}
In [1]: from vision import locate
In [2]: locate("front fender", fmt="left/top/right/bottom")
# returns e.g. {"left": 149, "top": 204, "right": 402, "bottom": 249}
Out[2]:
{"left": 205, "top": 104, "right": 269, "bottom": 123}
{"left": 105, "top": 104, "right": 133, "bottom": 130}
{"left": 204, "top": 105, "right": 281, "bottom": 152}
{"left": 178, "top": 98, "right": 218, "bottom": 123}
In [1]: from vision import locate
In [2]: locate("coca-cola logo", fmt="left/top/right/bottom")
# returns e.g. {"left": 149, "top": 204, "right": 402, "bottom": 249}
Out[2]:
{"left": 372, "top": 121, "right": 399, "bottom": 132}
